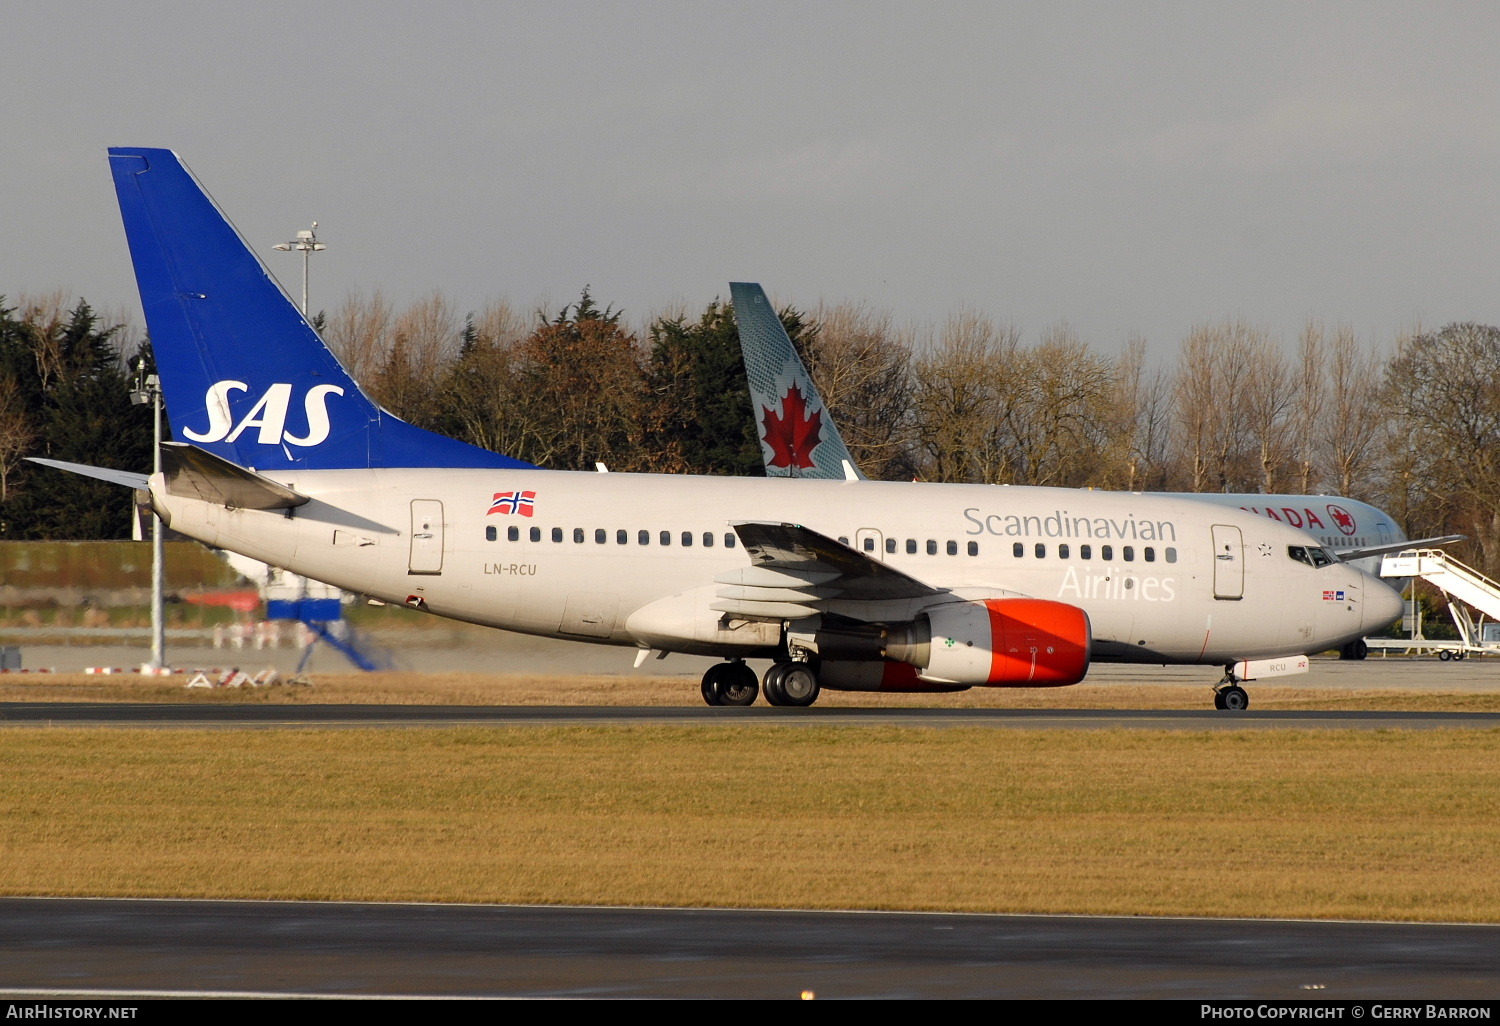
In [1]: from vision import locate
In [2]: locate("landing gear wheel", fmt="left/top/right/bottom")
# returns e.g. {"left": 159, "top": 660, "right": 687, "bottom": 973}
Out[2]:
{"left": 762, "top": 661, "right": 821, "bottom": 707}
{"left": 1215, "top": 684, "right": 1249, "bottom": 711}
{"left": 1439, "top": 650, "right": 1454, "bottom": 662}
{"left": 700, "top": 661, "right": 759, "bottom": 707}
{"left": 1339, "top": 639, "right": 1369, "bottom": 661}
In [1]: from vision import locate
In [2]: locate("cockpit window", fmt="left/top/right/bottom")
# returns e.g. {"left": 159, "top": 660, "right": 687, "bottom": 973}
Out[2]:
{"left": 1289, "top": 545, "right": 1337, "bottom": 568}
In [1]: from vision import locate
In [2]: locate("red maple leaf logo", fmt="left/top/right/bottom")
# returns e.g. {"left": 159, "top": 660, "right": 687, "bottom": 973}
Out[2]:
{"left": 761, "top": 384, "right": 823, "bottom": 470}
{"left": 1326, "top": 504, "right": 1357, "bottom": 535}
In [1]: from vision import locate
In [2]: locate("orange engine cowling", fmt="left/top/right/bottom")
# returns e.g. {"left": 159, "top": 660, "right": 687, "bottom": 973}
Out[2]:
{"left": 886, "top": 598, "right": 1091, "bottom": 687}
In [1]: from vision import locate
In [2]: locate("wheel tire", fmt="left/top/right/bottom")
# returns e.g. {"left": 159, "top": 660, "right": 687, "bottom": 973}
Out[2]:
{"left": 761, "top": 662, "right": 789, "bottom": 706}
{"left": 1213, "top": 690, "right": 1227, "bottom": 710}
{"left": 1339, "top": 639, "right": 1369, "bottom": 661}
{"left": 777, "top": 664, "right": 820, "bottom": 707}
{"left": 702, "top": 662, "right": 760, "bottom": 706}
{"left": 719, "top": 662, "right": 759, "bottom": 706}
{"left": 1439, "top": 650, "right": 1453, "bottom": 662}
{"left": 700, "top": 667, "right": 726, "bottom": 706}
{"left": 1219, "top": 685, "right": 1249, "bottom": 711}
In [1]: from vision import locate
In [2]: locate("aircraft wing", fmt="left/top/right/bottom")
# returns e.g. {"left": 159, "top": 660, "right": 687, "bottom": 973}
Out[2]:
{"left": 1339, "top": 535, "right": 1465, "bottom": 561}
{"left": 711, "top": 521, "right": 942, "bottom": 620}
{"left": 26, "top": 458, "right": 149, "bottom": 490}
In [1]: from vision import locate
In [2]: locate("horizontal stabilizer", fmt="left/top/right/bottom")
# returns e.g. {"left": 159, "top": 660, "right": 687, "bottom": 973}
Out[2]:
{"left": 162, "top": 442, "right": 309, "bottom": 510}
{"left": 25, "top": 458, "right": 149, "bottom": 490}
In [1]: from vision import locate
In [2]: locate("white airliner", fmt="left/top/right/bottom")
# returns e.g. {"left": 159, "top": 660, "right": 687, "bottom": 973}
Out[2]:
{"left": 732, "top": 282, "right": 1454, "bottom": 657}
{"left": 36, "top": 148, "right": 1403, "bottom": 711}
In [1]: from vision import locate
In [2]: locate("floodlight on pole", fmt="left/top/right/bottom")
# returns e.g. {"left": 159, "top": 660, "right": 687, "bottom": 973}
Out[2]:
{"left": 273, "top": 221, "right": 326, "bottom": 316}
{"left": 129, "top": 361, "right": 165, "bottom": 672}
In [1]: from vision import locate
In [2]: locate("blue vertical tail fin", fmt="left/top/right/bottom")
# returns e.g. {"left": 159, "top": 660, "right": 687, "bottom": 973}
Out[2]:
{"left": 729, "top": 282, "right": 864, "bottom": 480}
{"left": 108, "top": 147, "right": 534, "bottom": 471}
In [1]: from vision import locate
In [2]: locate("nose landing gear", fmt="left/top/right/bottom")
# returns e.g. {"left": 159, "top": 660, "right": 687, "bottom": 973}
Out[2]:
{"left": 1213, "top": 667, "right": 1250, "bottom": 710}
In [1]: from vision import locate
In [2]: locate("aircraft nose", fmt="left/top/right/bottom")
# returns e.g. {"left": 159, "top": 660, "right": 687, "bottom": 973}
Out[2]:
{"left": 1364, "top": 577, "right": 1404, "bottom": 633}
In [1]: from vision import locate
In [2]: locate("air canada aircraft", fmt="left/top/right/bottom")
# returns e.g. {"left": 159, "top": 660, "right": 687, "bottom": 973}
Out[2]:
{"left": 37, "top": 148, "right": 1404, "bottom": 711}
{"left": 732, "top": 281, "right": 1452, "bottom": 653}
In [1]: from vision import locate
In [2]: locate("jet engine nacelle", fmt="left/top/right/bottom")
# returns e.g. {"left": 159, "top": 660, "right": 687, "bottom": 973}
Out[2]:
{"left": 886, "top": 598, "right": 1091, "bottom": 687}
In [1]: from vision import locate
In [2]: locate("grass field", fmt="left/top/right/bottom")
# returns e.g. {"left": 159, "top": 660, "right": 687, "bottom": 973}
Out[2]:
{"left": 0, "top": 723, "right": 1495, "bottom": 922}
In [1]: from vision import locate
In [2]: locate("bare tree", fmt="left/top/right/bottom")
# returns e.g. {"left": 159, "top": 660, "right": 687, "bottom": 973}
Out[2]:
{"left": 1002, "top": 322, "right": 1122, "bottom": 487}
{"left": 805, "top": 301, "right": 916, "bottom": 479}
{"left": 910, "top": 312, "right": 1017, "bottom": 483}
{"left": 1320, "top": 325, "right": 1384, "bottom": 497}
{"left": 1384, "top": 322, "right": 1500, "bottom": 568}
{"left": 1241, "top": 329, "right": 1296, "bottom": 492}
{"left": 0, "top": 372, "right": 31, "bottom": 501}
{"left": 323, "top": 288, "right": 394, "bottom": 388}
{"left": 1115, "top": 335, "right": 1175, "bottom": 491}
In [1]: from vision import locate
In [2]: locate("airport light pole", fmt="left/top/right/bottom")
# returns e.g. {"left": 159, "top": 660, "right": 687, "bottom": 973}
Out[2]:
{"left": 129, "top": 366, "right": 165, "bottom": 672}
{"left": 273, "top": 222, "right": 326, "bottom": 315}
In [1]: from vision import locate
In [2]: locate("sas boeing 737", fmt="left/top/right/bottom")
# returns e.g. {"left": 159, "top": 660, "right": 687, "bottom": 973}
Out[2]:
{"left": 37, "top": 148, "right": 1403, "bottom": 711}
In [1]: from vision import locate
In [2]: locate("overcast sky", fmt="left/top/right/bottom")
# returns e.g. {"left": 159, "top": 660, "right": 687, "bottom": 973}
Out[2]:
{"left": 4, "top": 2, "right": 1497, "bottom": 356}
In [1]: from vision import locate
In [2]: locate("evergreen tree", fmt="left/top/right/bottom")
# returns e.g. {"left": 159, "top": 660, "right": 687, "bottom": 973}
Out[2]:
{"left": 0, "top": 299, "right": 151, "bottom": 539}
{"left": 641, "top": 298, "right": 816, "bottom": 476}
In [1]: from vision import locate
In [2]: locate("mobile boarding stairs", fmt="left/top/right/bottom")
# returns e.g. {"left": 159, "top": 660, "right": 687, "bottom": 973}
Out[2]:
{"left": 1369, "top": 548, "right": 1500, "bottom": 660}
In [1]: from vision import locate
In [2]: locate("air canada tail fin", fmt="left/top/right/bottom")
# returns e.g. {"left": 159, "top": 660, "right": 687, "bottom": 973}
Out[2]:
{"left": 107, "top": 147, "right": 534, "bottom": 471}
{"left": 728, "top": 282, "right": 864, "bottom": 480}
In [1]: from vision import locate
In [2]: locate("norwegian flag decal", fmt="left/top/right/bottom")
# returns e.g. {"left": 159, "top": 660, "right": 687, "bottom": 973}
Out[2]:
{"left": 489, "top": 490, "right": 536, "bottom": 517}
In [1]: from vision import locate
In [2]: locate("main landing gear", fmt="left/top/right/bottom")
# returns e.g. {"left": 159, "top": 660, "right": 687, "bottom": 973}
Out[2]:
{"left": 700, "top": 661, "right": 759, "bottom": 706}
{"left": 699, "top": 659, "right": 821, "bottom": 707}
{"left": 1213, "top": 668, "right": 1250, "bottom": 711}
{"left": 761, "top": 660, "right": 820, "bottom": 707}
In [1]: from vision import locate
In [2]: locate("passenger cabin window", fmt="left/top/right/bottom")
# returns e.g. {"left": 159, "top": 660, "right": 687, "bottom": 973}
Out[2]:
{"left": 485, "top": 526, "right": 497, "bottom": 541}
{"left": 1035, "top": 543, "right": 1046, "bottom": 558}
{"left": 1101, "top": 545, "right": 1113, "bottom": 561}
{"left": 1123, "top": 546, "right": 1134, "bottom": 561}
{"left": 1165, "top": 547, "right": 1177, "bottom": 563}
{"left": 616, "top": 529, "right": 628, "bottom": 545}
{"left": 1013, "top": 542, "right": 1024, "bottom": 558}
{"left": 1143, "top": 547, "right": 1154, "bottom": 562}
{"left": 926, "top": 539, "right": 937, "bottom": 555}
{"left": 703, "top": 532, "right": 714, "bottom": 548}
{"left": 530, "top": 527, "right": 541, "bottom": 542}
{"left": 864, "top": 537, "right": 876, "bottom": 552}
{"left": 967, "top": 541, "right": 979, "bottom": 556}
{"left": 1080, "top": 544, "right": 1092, "bottom": 559}
{"left": 552, "top": 528, "right": 564, "bottom": 543}
{"left": 907, "top": 539, "right": 918, "bottom": 554}
{"left": 946, "top": 540, "right": 957, "bottom": 556}
{"left": 681, "top": 531, "right": 693, "bottom": 547}
{"left": 660, "top": 531, "right": 671, "bottom": 546}
{"left": 1058, "top": 543, "right": 1069, "bottom": 559}
{"left": 725, "top": 534, "right": 736, "bottom": 549}
{"left": 508, "top": 526, "right": 519, "bottom": 542}
{"left": 574, "top": 528, "right": 585, "bottom": 544}
{"left": 638, "top": 530, "right": 650, "bottom": 545}
{"left": 886, "top": 538, "right": 897, "bottom": 554}
{"left": 595, "top": 529, "right": 607, "bottom": 544}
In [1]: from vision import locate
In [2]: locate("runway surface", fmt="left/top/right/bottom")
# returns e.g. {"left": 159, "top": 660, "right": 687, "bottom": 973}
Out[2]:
{"left": 0, "top": 701, "right": 1496, "bottom": 730}
{"left": 0, "top": 897, "right": 1494, "bottom": 1000}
